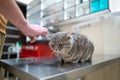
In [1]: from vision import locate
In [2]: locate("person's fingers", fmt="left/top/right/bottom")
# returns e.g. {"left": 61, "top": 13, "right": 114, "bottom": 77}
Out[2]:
{"left": 29, "top": 36, "right": 37, "bottom": 43}
{"left": 41, "top": 34, "right": 47, "bottom": 39}
{"left": 40, "top": 28, "right": 48, "bottom": 34}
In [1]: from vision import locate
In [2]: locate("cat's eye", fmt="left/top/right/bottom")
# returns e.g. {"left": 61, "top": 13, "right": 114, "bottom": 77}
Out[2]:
{"left": 67, "top": 36, "right": 70, "bottom": 39}
{"left": 58, "top": 44, "right": 62, "bottom": 47}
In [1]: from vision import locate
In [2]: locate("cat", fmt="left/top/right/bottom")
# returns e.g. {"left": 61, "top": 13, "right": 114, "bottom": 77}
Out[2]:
{"left": 48, "top": 32, "right": 94, "bottom": 64}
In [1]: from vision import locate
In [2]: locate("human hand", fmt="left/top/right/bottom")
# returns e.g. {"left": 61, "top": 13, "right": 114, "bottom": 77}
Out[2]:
{"left": 19, "top": 23, "right": 48, "bottom": 43}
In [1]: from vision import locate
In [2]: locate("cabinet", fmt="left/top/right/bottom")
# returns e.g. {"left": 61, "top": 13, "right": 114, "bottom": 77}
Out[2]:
{"left": 83, "top": 61, "right": 120, "bottom": 80}
{"left": 27, "top": 0, "right": 109, "bottom": 26}
{"left": 90, "top": 0, "right": 109, "bottom": 13}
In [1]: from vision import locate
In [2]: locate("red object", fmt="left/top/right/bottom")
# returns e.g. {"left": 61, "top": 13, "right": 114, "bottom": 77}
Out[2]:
{"left": 20, "top": 43, "right": 55, "bottom": 58}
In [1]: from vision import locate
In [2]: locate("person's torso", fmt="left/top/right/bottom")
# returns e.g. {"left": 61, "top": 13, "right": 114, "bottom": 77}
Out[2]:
{"left": 0, "top": 13, "right": 7, "bottom": 34}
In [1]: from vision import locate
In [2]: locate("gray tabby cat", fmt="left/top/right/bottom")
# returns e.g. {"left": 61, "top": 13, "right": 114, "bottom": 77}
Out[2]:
{"left": 48, "top": 32, "right": 94, "bottom": 63}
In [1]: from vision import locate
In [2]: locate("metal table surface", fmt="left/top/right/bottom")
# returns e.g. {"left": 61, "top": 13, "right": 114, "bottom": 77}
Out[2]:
{"left": 0, "top": 55, "right": 120, "bottom": 80}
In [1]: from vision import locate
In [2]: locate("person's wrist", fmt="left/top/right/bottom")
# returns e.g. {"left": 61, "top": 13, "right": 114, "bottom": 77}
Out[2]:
{"left": 16, "top": 20, "right": 29, "bottom": 31}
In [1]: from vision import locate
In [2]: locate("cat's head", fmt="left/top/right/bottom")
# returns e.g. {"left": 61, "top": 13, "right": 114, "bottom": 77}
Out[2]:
{"left": 48, "top": 32, "right": 73, "bottom": 53}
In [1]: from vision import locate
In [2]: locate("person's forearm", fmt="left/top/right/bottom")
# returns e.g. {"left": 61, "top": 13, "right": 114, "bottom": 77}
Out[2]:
{"left": 0, "top": 0, "right": 28, "bottom": 29}
{"left": 0, "top": 0, "right": 48, "bottom": 38}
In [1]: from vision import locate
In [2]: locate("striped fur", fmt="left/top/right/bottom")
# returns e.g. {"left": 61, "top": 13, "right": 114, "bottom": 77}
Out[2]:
{"left": 49, "top": 32, "right": 94, "bottom": 63}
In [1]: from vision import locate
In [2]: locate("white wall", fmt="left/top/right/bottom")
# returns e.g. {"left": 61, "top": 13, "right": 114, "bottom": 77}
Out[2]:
{"left": 102, "top": 17, "right": 120, "bottom": 56}
{"left": 59, "top": 24, "right": 73, "bottom": 33}
{"left": 59, "top": 21, "right": 104, "bottom": 56}
{"left": 79, "top": 22, "right": 104, "bottom": 56}
{"left": 109, "top": 0, "right": 120, "bottom": 12}
{"left": 76, "top": 18, "right": 120, "bottom": 56}
{"left": 59, "top": 17, "right": 120, "bottom": 56}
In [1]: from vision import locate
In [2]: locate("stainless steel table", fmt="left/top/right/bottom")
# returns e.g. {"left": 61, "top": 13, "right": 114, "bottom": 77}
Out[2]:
{"left": 0, "top": 55, "right": 120, "bottom": 80}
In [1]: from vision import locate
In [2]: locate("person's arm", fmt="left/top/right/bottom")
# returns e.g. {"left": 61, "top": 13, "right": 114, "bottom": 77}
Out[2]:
{"left": 0, "top": 0, "right": 48, "bottom": 38}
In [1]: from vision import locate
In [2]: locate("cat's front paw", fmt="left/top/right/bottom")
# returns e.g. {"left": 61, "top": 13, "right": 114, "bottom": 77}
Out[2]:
{"left": 78, "top": 59, "right": 92, "bottom": 63}
{"left": 71, "top": 60, "right": 79, "bottom": 63}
